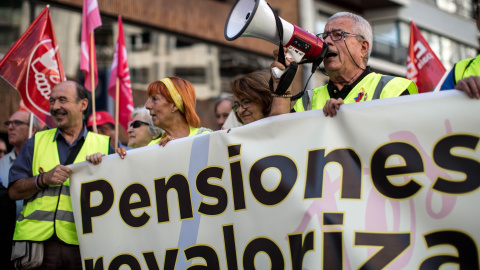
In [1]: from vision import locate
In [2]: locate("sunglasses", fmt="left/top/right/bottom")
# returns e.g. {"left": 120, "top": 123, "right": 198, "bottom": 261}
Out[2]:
{"left": 129, "top": 120, "right": 150, "bottom": 129}
{"left": 4, "top": 120, "right": 29, "bottom": 129}
{"left": 0, "top": 150, "right": 7, "bottom": 155}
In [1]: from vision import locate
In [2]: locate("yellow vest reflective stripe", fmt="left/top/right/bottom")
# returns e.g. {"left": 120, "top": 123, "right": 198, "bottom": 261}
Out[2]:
{"left": 13, "top": 129, "right": 110, "bottom": 245}
{"left": 294, "top": 73, "right": 418, "bottom": 112}
{"left": 148, "top": 126, "right": 212, "bottom": 145}
{"left": 454, "top": 55, "right": 480, "bottom": 83}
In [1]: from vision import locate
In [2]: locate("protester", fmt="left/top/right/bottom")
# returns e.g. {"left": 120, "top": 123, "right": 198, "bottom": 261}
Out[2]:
{"left": 214, "top": 96, "right": 234, "bottom": 130}
{"left": 0, "top": 111, "right": 41, "bottom": 218}
{"left": 8, "top": 81, "right": 113, "bottom": 269}
{"left": 270, "top": 12, "right": 418, "bottom": 117}
{"left": 87, "top": 77, "right": 211, "bottom": 163}
{"left": 0, "top": 177, "right": 15, "bottom": 270}
{"left": 439, "top": 0, "right": 480, "bottom": 98}
{"left": 87, "top": 110, "right": 130, "bottom": 149}
{"left": 0, "top": 138, "right": 6, "bottom": 159}
{"left": 128, "top": 107, "right": 163, "bottom": 149}
{"left": 231, "top": 71, "right": 273, "bottom": 125}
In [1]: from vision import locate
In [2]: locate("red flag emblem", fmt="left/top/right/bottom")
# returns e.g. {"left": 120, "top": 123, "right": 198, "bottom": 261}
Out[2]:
{"left": 406, "top": 21, "right": 446, "bottom": 93}
{"left": 0, "top": 7, "right": 64, "bottom": 126}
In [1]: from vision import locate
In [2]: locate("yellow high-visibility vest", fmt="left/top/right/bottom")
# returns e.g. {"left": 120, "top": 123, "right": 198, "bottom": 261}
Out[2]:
{"left": 453, "top": 55, "right": 480, "bottom": 84}
{"left": 13, "top": 129, "right": 110, "bottom": 245}
{"left": 147, "top": 126, "right": 211, "bottom": 146}
{"left": 294, "top": 73, "right": 418, "bottom": 112}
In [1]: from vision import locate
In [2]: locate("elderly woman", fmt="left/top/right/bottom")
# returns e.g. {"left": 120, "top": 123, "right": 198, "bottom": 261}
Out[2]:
{"left": 117, "top": 76, "right": 211, "bottom": 158}
{"left": 128, "top": 107, "right": 163, "bottom": 149}
{"left": 143, "top": 76, "right": 211, "bottom": 145}
{"left": 231, "top": 70, "right": 274, "bottom": 125}
{"left": 87, "top": 76, "right": 210, "bottom": 163}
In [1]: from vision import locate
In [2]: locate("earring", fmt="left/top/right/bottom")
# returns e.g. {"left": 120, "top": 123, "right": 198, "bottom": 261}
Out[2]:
{"left": 171, "top": 109, "right": 175, "bottom": 113}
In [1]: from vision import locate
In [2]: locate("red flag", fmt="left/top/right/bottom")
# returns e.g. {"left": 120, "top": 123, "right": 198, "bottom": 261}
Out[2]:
{"left": 107, "top": 16, "right": 134, "bottom": 133}
{"left": 406, "top": 21, "right": 446, "bottom": 93}
{"left": 80, "top": 0, "right": 102, "bottom": 91}
{"left": 0, "top": 6, "right": 64, "bottom": 127}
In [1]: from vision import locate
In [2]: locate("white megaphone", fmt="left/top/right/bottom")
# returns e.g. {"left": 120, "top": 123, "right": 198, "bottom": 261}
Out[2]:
{"left": 225, "top": 0, "right": 327, "bottom": 78}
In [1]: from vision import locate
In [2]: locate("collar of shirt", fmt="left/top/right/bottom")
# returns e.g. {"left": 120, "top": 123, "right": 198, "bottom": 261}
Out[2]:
{"left": 327, "top": 67, "right": 372, "bottom": 100}
{"left": 53, "top": 124, "right": 88, "bottom": 148}
{"left": 8, "top": 150, "right": 16, "bottom": 163}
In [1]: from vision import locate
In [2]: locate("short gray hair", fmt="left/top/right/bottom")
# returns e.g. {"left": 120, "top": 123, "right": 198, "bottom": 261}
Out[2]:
{"left": 131, "top": 107, "right": 163, "bottom": 138}
{"left": 328, "top": 12, "right": 373, "bottom": 64}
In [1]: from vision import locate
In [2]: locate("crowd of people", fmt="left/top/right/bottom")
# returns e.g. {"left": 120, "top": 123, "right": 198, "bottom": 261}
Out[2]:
{"left": 0, "top": 7, "right": 479, "bottom": 269}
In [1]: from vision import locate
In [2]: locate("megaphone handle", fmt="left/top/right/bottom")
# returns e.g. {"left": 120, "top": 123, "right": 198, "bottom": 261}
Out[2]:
{"left": 272, "top": 47, "right": 304, "bottom": 79}
{"left": 272, "top": 67, "right": 285, "bottom": 79}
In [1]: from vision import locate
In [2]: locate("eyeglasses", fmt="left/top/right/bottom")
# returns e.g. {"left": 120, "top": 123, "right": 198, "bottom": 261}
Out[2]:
{"left": 4, "top": 120, "right": 29, "bottom": 128}
{"left": 0, "top": 150, "right": 7, "bottom": 155}
{"left": 317, "top": 29, "right": 365, "bottom": 42}
{"left": 232, "top": 100, "right": 252, "bottom": 113}
{"left": 129, "top": 120, "right": 150, "bottom": 129}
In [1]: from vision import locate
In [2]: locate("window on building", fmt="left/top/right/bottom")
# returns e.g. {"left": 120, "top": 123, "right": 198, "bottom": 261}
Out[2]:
{"left": 431, "top": 0, "right": 475, "bottom": 19}
{"left": 315, "top": 11, "right": 331, "bottom": 34}
{"left": 371, "top": 21, "right": 408, "bottom": 65}
{"left": 175, "top": 67, "right": 206, "bottom": 84}
{"left": 130, "top": 68, "right": 150, "bottom": 84}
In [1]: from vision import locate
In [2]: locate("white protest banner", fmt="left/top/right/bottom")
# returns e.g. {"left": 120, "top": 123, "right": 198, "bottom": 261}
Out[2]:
{"left": 70, "top": 91, "right": 480, "bottom": 269}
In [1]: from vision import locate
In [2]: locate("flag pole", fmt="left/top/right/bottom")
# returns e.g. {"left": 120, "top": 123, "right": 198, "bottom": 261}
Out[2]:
{"left": 90, "top": 32, "right": 98, "bottom": 133}
{"left": 115, "top": 77, "right": 120, "bottom": 150}
{"left": 28, "top": 112, "right": 34, "bottom": 138}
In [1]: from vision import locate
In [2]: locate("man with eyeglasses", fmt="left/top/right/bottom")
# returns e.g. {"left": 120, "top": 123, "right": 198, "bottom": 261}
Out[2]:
{"left": 0, "top": 111, "right": 40, "bottom": 269}
{"left": 439, "top": 0, "right": 480, "bottom": 98}
{"left": 0, "top": 111, "right": 41, "bottom": 215}
{"left": 270, "top": 12, "right": 418, "bottom": 117}
{"left": 8, "top": 81, "right": 114, "bottom": 269}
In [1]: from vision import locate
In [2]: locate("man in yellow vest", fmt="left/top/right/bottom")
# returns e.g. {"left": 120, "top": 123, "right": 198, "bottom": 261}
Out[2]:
{"left": 439, "top": 0, "right": 480, "bottom": 99}
{"left": 8, "top": 81, "right": 114, "bottom": 269}
{"left": 269, "top": 12, "right": 417, "bottom": 117}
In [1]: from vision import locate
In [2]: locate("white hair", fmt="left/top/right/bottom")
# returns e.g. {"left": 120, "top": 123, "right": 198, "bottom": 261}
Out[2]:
{"left": 328, "top": 12, "right": 373, "bottom": 63}
{"left": 131, "top": 107, "right": 163, "bottom": 138}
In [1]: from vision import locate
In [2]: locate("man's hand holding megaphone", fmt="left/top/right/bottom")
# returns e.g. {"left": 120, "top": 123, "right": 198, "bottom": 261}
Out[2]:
{"left": 225, "top": 0, "right": 328, "bottom": 97}
{"left": 268, "top": 48, "right": 299, "bottom": 116}
{"left": 270, "top": 48, "right": 296, "bottom": 95}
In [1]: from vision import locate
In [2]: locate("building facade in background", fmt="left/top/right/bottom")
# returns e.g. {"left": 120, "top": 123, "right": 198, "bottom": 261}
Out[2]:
{"left": 0, "top": 0, "right": 478, "bottom": 142}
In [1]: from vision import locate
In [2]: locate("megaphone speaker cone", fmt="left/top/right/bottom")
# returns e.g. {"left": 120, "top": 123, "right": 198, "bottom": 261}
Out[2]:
{"left": 225, "top": 0, "right": 327, "bottom": 67}
{"left": 224, "top": 0, "right": 259, "bottom": 41}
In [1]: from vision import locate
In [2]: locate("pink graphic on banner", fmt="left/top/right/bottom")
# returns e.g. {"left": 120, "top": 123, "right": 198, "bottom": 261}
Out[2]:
{"left": 389, "top": 120, "right": 456, "bottom": 219}
{"left": 293, "top": 172, "right": 353, "bottom": 270}
{"left": 363, "top": 119, "right": 456, "bottom": 269}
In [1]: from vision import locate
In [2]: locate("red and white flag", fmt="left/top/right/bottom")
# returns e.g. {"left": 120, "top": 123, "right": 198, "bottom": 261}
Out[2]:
{"left": 80, "top": 0, "right": 102, "bottom": 91}
{"left": 108, "top": 16, "right": 134, "bottom": 133}
{"left": 406, "top": 21, "right": 446, "bottom": 93}
{"left": 0, "top": 6, "right": 64, "bottom": 127}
